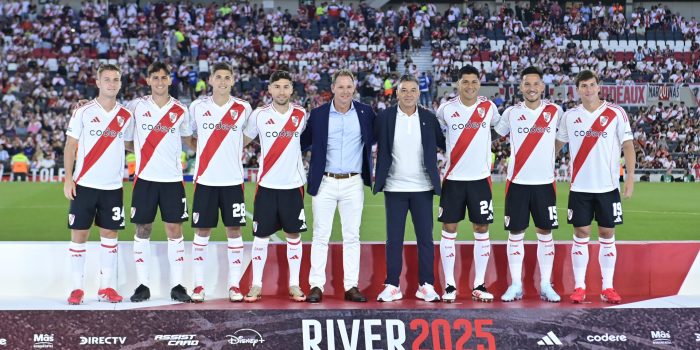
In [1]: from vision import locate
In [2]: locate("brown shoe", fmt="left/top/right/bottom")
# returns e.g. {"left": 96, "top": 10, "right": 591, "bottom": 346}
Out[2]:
{"left": 344, "top": 287, "right": 367, "bottom": 302}
{"left": 307, "top": 287, "right": 323, "bottom": 303}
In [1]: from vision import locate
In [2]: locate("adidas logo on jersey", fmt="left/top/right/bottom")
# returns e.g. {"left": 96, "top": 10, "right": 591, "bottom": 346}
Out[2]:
{"left": 510, "top": 251, "right": 521, "bottom": 256}
{"left": 176, "top": 257, "right": 184, "bottom": 262}
{"left": 253, "top": 256, "right": 262, "bottom": 261}
{"left": 446, "top": 252, "right": 455, "bottom": 258}
{"left": 203, "top": 110, "right": 212, "bottom": 117}
{"left": 194, "top": 256, "right": 204, "bottom": 261}
{"left": 289, "top": 255, "right": 299, "bottom": 260}
{"left": 91, "top": 116, "right": 101, "bottom": 123}
{"left": 545, "top": 251, "right": 555, "bottom": 256}
{"left": 143, "top": 111, "right": 152, "bottom": 117}
{"left": 604, "top": 252, "right": 615, "bottom": 257}
{"left": 573, "top": 251, "right": 583, "bottom": 256}
{"left": 614, "top": 216, "right": 622, "bottom": 223}
{"left": 232, "top": 259, "right": 241, "bottom": 264}
{"left": 481, "top": 252, "right": 490, "bottom": 257}
{"left": 574, "top": 117, "right": 583, "bottom": 124}
{"left": 518, "top": 115, "right": 527, "bottom": 121}
{"left": 109, "top": 249, "right": 117, "bottom": 254}
{"left": 135, "top": 258, "right": 144, "bottom": 263}
{"left": 266, "top": 118, "right": 275, "bottom": 125}
{"left": 450, "top": 111, "right": 461, "bottom": 118}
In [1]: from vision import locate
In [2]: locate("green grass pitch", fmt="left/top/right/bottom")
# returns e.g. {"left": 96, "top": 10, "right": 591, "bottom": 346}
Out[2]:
{"left": 0, "top": 182, "right": 698, "bottom": 242}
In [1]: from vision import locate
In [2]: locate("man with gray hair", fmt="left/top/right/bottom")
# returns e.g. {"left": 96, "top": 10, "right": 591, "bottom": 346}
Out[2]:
{"left": 302, "top": 69, "right": 376, "bottom": 303}
{"left": 373, "top": 74, "right": 445, "bottom": 302}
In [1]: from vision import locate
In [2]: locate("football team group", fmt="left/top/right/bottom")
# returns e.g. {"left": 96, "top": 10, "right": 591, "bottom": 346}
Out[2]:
{"left": 62, "top": 60, "right": 634, "bottom": 306}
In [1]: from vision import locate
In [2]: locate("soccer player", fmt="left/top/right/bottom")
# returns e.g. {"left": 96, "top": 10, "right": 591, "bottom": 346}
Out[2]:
{"left": 493, "top": 67, "right": 563, "bottom": 302}
{"left": 242, "top": 70, "right": 308, "bottom": 302}
{"left": 64, "top": 64, "right": 132, "bottom": 304}
{"left": 124, "top": 62, "right": 194, "bottom": 303}
{"left": 555, "top": 70, "right": 635, "bottom": 304}
{"left": 188, "top": 62, "right": 253, "bottom": 302}
{"left": 435, "top": 65, "right": 501, "bottom": 303}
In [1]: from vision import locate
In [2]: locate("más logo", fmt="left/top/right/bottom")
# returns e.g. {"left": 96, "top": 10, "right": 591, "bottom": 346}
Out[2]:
{"left": 154, "top": 335, "right": 199, "bottom": 346}
{"left": 33, "top": 334, "right": 54, "bottom": 349}
{"left": 650, "top": 330, "right": 672, "bottom": 345}
{"left": 226, "top": 329, "right": 266, "bottom": 346}
{"left": 586, "top": 333, "right": 627, "bottom": 342}
{"left": 79, "top": 336, "right": 126, "bottom": 345}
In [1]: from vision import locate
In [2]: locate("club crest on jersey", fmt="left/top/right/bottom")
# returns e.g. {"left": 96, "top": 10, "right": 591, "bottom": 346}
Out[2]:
{"left": 169, "top": 112, "right": 178, "bottom": 123}
{"left": 600, "top": 116, "right": 608, "bottom": 126}
{"left": 230, "top": 110, "right": 238, "bottom": 119}
{"left": 117, "top": 116, "right": 125, "bottom": 127}
{"left": 504, "top": 216, "right": 510, "bottom": 227}
{"left": 193, "top": 212, "right": 199, "bottom": 224}
{"left": 477, "top": 107, "right": 485, "bottom": 117}
{"left": 568, "top": 209, "right": 573, "bottom": 220}
{"left": 543, "top": 112, "right": 551, "bottom": 123}
{"left": 68, "top": 214, "right": 75, "bottom": 225}
{"left": 130, "top": 207, "right": 136, "bottom": 218}
{"left": 292, "top": 116, "right": 299, "bottom": 127}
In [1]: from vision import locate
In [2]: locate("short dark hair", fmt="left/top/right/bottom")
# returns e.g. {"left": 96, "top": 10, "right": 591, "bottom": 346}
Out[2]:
{"left": 270, "top": 70, "right": 293, "bottom": 84}
{"left": 147, "top": 62, "right": 170, "bottom": 76}
{"left": 97, "top": 64, "right": 121, "bottom": 77}
{"left": 397, "top": 74, "right": 419, "bottom": 88}
{"left": 458, "top": 65, "right": 481, "bottom": 79}
{"left": 211, "top": 62, "right": 233, "bottom": 75}
{"left": 521, "top": 66, "right": 543, "bottom": 79}
{"left": 575, "top": 70, "right": 599, "bottom": 87}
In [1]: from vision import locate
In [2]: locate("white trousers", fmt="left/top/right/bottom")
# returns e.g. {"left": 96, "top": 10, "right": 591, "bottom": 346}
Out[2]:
{"left": 309, "top": 175, "right": 364, "bottom": 291}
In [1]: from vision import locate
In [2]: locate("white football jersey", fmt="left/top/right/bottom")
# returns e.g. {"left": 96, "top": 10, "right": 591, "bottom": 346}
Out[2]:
{"left": 494, "top": 100, "right": 563, "bottom": 184}
{"left": 124, "top": 96, "right": 192, "bottom": 182}
{"left": 556, "top": 101, "right": 633, "bottom": 193}
{"left": 436, "top": 96, "right": 501, "bottom": 181}
{"left": 66, "top": 100, "right": 133, "bottom": 190}
{"left": 189, "top": 96, "right": 252, "bottom": 186}
{"left": 243, "top": 103, "right": 307, "bottom": 189}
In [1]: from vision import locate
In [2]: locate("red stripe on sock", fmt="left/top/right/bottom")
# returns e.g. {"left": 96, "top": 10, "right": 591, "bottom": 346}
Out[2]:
{"left": 599, "top": 241, "right": 615, "bottom": 245}
{"left": 100, "top": 244, "right": 117, "bottom": 249}
{"left": 474, "top": 237, "right": 490, "bottom": 241}
{"left": 538, "top": 239, "right": 552, "bottom": 243}
{"left": 228, "top": 245, "right": 244, "bottom": 249}
{"left": 286, "top": 239, "right": 301, "bottom": 245}
{"left": 69, "top": 249, "right": 86, "bottom": 253}
{"left": 441, "top": 234, "right": 456, "bottom": 240}
{"left": 192, "top": 242, "right": 208, "bottom": 247}
{"left": 509, "top": 238, "right": 524, "bottom": 242}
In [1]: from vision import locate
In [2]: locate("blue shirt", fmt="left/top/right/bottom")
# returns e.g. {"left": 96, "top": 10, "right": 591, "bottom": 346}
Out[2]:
{"left": 419, "top": 75, "right": 430, "bottom": 91}
{"left": 325, "top": 101, "right": 363, "bottom": 174}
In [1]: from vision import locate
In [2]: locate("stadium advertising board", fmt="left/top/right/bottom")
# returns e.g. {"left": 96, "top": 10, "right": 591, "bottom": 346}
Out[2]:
{"left": 1, "top": 308, "right": 699, "bottom": 349}
{"left": 564, "top": 85, "right": 647, "bottom": 106}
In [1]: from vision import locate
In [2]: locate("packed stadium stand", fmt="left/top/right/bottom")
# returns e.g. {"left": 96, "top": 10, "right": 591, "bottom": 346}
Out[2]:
{"left": 0, "top": 0, "right": 698, "bottom": 181}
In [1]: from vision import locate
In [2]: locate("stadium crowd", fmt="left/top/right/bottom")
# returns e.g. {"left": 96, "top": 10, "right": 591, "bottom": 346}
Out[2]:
{"left": 0, "top": 0, "right": 698, "bottom": 180}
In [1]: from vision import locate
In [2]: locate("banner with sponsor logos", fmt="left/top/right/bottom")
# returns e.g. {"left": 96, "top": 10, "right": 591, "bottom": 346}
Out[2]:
{"left": 1, "top": 308, "right": 698, "bottom": 349}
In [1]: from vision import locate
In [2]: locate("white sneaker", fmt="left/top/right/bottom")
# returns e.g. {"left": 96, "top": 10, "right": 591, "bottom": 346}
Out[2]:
{"left": 415, "top": 283, "right": 440, "bottom": 302}
{"left": 377, "top": 284, "right": 402, "bottom": 302}
{"left": 472, "top": 284, "right": 494, "bottom": 302}
{"left": 442, "top": 285, "right": 457, "bottom": 303}
{"left": 191, "top": 286, "right": 205, "bottom": 303}
{"left": 540, "top": 283, "right": 561, "bottom": 302}
{"left": 501, "top": 283, "right": 524, "bottom": 302}
{"left": 228, "top": 286, "right": 244, "bottom": 302}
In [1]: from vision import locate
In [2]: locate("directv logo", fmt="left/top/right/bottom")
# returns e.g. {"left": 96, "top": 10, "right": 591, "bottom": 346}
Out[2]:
{"left": 537, "top": 331, "right": 563, "bottom": 346}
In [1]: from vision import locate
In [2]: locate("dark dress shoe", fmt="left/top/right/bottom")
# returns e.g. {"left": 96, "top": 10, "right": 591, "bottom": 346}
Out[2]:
{"left": 307, "top": 287, "right": 323, "bottom": 303}
{"left": 344, "top": 287, "right": 367, "bottom": 302}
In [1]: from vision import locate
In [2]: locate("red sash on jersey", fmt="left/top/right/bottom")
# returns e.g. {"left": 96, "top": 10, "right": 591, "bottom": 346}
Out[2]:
{"left": 506, "top": 104, "right": 558, "bottom": 193}
{"left": 75, "top": 107, "right": 131, "bottom": 184}
{"left": 195, "top": 102, "right": 245, "bottom": 182}
{"left": 444, "top": 100, "right": 491, "bottom": 180}
{"left": 258, "top": 107, "right": 305, "bottom": 182}
{"left": 136, "top": 103, "right": 185, "bottom": 179}
{"left": 571, "top": 107, "right": 617, "bottom": 185}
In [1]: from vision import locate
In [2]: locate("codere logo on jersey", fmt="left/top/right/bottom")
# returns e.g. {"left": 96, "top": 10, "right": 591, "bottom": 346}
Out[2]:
{"left": 451, "top": 121, "right": 486, "bottom": 130}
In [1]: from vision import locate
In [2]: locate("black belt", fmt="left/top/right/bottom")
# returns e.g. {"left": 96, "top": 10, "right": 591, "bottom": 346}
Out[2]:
{"left": 324, "top": 172, "right": 359, "bottom": 179}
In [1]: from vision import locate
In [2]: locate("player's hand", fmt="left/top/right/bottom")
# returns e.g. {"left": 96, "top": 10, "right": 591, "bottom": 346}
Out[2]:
{"left": 64, "top": 178, "right": 76, "bottom": 200}
{"left": 622, "top": 180, "right": 634, "bottom": 199}
{"left": 71, "top": 99, "right": 89, "bottom": 112}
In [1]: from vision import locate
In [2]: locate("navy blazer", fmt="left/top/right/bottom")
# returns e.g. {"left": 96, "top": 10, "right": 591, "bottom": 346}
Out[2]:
{"left": 301, "top": 100, "right": 376, "bottom": 196}
{"left": 373, "top": 105, "right": 446, "bottom": 195}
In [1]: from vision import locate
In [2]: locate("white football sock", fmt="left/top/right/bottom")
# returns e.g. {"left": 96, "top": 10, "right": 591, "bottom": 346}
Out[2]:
{"left": 227, "top": 237, "right": 244, "bottom": 288}
{"left": 191, "top": 234, "right": 209, "bottom": 288}
{"left": 251, "top": 237, "right": 270, "bottom": 287}
{"left": 571, "top": 235, "right": 590, "bottom": 289}
{"left": 506, "top": 232, "right": 525, "bottom": 285}
{"left": 599, "top": 236, "right": 617, "bottom": 290}
{"left": 537, "top": 232, "right": 555, "bottom": 286}
{"left": 473, "top": 232, "right": 491, "bottom": 288}
{"left": 439, "top": 230, "right": 457, "bottom": 287}
{"left": 133, "top": 235, "right": 150, "bottom": 286}
{"left": 287, "top": 236, "right": 302, "bottom": 287}
{"left": 99, "top": 237, "right": 118, "bottom": 289}
{"left": 69, "top": 242, "right": 86, "bottom": 290}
